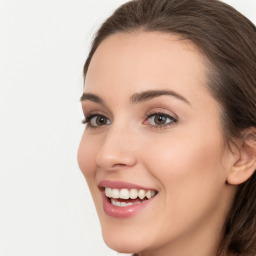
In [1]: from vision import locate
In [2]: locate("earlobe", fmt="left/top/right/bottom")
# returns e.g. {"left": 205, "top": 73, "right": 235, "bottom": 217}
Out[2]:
{"left": 227, "top": 128, "right": 256, "bottom": 185}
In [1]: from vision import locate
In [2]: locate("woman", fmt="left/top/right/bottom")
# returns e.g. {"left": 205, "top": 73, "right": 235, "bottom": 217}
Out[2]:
{"left": 77, "top": 0, "right": 256, "bottom": 255}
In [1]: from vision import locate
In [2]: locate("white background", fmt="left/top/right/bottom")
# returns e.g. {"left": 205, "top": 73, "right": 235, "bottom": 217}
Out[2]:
{"left": 0, "top": 1, "right": 255, "bottom": 256}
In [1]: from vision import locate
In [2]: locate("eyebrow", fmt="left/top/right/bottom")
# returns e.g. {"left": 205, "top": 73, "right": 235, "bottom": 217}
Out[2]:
{"left": 80, "top": 93, "right": 104, "bottom": 104}
{"left": 130, "top": 90, "right": 190, "bottom": 105}
{"left": 80, "top": 89, "right": 190, "bottom": 105}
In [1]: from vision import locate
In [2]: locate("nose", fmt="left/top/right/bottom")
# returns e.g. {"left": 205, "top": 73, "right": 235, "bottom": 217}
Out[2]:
{"left": 95, "top": 124, "right": 137, "bottom": 170}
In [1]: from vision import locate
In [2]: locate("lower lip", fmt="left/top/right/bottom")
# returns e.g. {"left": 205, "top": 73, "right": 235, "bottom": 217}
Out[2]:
{"left": 102, "top": 192, "right": 156, "bottom": 218}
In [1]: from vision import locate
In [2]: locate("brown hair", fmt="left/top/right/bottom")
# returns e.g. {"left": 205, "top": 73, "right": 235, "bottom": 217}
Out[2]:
{"left": 83, "top": 0, "right": 256, "bottom": 255}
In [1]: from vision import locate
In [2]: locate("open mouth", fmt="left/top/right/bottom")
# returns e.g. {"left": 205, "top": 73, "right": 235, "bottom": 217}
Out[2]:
{"left": 104, "top": 187, "right": 158, "bottom": 207}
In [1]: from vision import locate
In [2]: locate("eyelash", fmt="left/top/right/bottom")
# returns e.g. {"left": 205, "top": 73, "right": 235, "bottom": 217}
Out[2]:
{"left": 82, "top": 113, "right": 110, "bottom": 129}
{"left": 144, "top": 112, "right": 177, "bottom": 129}
{"left": 82, "top": 112, "right": 177, "bottom": 129}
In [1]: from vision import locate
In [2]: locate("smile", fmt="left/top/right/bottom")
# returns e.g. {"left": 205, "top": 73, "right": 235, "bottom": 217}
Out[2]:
{"left": 99, "top": 181, "right": 158, "bottom": 218}
{"left": 105, "top": 188, "right": 157, "bottom": 207}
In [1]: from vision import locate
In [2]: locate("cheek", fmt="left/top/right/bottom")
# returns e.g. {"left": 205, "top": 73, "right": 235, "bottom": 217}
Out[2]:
{"left": 142, "top": 132, "right": 226, "bottom": 209}
{"left": 77, "top": 132, "right": 98, "bottom": 181}
{"left": 78, "top": 133, "right": 106, "bottom": 217}
{"left": 138, "top": 133, "right": 229, "bottom": 242}
{"left": 156, "top": 140, "right": 222, "bottom": 178}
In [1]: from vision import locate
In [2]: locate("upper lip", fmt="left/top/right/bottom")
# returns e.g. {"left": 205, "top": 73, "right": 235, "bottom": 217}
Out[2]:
{"left": 98, "top": 180, "right": 157, "bottom": 191}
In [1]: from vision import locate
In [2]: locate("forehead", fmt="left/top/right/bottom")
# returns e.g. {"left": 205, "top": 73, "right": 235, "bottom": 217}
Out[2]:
{"left": 85, "top": 31, "right": 210, "bottom": 103}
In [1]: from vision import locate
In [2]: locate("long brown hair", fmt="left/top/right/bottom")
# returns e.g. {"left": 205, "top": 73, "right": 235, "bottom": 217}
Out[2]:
{"left": 83, "top": 0, "right": 256, "bottom": 255}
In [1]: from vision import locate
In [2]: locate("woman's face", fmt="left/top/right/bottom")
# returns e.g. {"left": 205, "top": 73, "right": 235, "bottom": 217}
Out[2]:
{"left": 78, "top": 32, "right": 237, "bottom": 255}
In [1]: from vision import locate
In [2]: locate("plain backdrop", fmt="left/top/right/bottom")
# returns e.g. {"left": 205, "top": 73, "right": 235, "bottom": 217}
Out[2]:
{"left": 0, "top": 1, "right": 255, "bottom": 256}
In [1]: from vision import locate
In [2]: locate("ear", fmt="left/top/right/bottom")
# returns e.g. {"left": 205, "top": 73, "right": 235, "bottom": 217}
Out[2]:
{"left": 227, "top": 128, "right": 256, "bottom": 185}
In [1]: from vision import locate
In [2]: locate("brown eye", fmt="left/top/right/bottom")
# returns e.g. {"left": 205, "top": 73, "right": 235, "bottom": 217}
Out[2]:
{"left": 154, "top": 114, "right": 168, "bottom": 125}
{"left": 96, "top": 116, "right": 108, "bottom": 125}
{"left": 88, "top": 115, "right": 111, "bottom": 127}
{"left": 147, "top": 113, "right": 176, "bottom": 127}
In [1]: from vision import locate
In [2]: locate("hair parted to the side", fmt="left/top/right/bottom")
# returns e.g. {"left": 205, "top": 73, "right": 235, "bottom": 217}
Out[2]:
{"left": 83, "top": 0, "right": 256, "bottom": 255}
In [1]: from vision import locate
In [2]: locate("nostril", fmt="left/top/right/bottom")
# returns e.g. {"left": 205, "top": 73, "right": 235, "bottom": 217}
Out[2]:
{"left": 112, "top": 163, "right": 128, "bottom": 168}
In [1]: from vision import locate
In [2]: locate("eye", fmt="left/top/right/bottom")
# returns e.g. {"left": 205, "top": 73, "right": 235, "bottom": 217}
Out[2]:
{"left": 144, "top": 112, "right": 177, "bottom": 128}
{"left": 83, "top": 114, "right": 111, "bottom": 128}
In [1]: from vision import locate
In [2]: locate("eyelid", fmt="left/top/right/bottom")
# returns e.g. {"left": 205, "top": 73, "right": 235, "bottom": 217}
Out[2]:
{"left": 82, "top": 109, "right": 109, "bottom": 120}
{"left": 143, "top": 109, "right": 178, "bottom": 129}
{"left": 145, "top": 108, "right": 178, "bottom": 120}
{"left": 81, "top": 108, "right": 178, "bottom": 129}
{"left": 82, "top": 111, "right": 111, "bottom": 128}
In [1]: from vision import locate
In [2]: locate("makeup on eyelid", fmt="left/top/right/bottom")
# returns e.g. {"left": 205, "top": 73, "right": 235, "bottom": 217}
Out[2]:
{"left": 82, "top": 109, "right": 178, "bottom": 129}
{"left": 81, "top": 96, "right": 181, "bottom": 130}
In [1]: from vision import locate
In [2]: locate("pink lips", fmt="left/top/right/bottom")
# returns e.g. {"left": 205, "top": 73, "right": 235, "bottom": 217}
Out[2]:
{"left": 99, "top": 180, "right": 157, "bottom": 218}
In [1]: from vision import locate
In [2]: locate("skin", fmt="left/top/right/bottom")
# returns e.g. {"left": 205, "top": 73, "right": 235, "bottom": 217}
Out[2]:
{"left": 77, "top": 32, "right": 239, "bottom": 256}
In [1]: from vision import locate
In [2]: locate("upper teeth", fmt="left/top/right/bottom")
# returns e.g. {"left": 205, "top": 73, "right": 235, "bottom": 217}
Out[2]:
{"left": 105, "top": 188, "right": 156, "bottom": 200}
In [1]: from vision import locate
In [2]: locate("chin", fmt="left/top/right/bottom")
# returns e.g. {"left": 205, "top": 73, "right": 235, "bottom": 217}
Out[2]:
{"left": 103, "top": 235, "right": 136, "bottom": 254}
{"left": 101, "top": 224, "right": 150, "bottom": 254}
